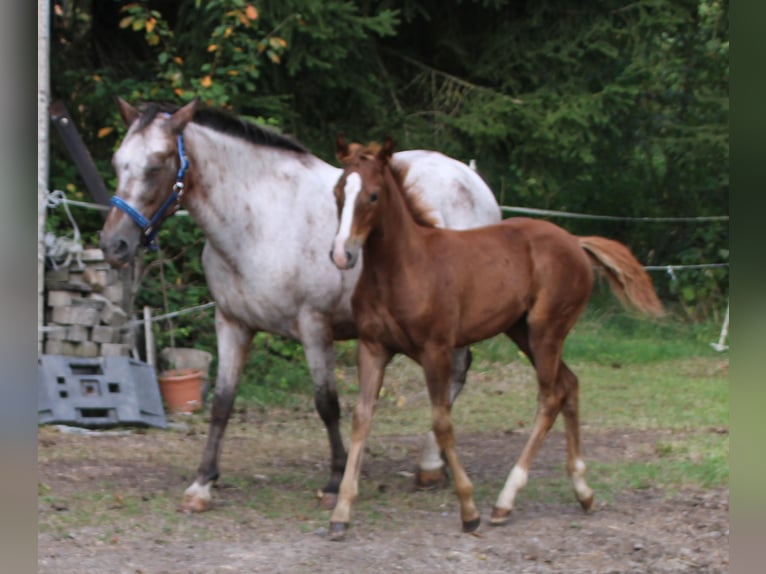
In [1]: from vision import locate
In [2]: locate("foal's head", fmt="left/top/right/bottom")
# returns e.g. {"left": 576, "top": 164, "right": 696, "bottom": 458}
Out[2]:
{"left": 100, "top": 98, "right": 198, "bottom": 266}
{"left": 330, "top": 134, "right": 396, "bottom": 270}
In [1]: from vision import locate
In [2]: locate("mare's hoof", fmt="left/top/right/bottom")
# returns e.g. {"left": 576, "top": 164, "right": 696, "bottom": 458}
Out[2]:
{"left": 328, "top": 521, "right": 348, "bottom": 541}
{"left": 579, "top": 494, "right": 595, "bottom": 512}
{"left": 415, "top": 467, "right": 449, "bottom": 490}
{"left": 489, "top": 506, "right": 512, "bottom": 526}
{"left": 462, "top": 516, "right": 481, "bottom": 533}
{"left": 180, "top": 494, "right": 213, "bottom": 513}
{"left": 317, "top": 490, "right": 338, "bottom": 511}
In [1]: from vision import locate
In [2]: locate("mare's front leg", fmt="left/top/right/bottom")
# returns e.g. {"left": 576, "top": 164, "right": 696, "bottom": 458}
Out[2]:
{"left": 181, "top": 309, "right": 253, "bottom": 512}
{"left": 297, "top": 310, "right": 347, "bottom": 509}
{"left": 329, "top": 340, "right": 391, "bottom": 540}
{"left": 416, "top": 346, "right": 472, "bottom": 488}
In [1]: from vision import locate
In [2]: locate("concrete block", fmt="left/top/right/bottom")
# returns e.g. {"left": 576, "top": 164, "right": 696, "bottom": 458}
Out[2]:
{"left": 65, "top": 324, "right": 90, "bottom": 342}
{"left": 51, "top": 305, "right": 101, "bottom": 326}
{"left": 159, "top": 347, "right": 214, "bottom": 382}
{"left": 100, "top": 343, "right": 132, "bottom": 357}
{"left": 72, "top": 341, "right": 100, "bottom": 358}
{"left": 44, "top": 325, "right": 68, "bottom": 341}
{"left": 37, "top": 355, "right": 166, "bottom": 428}
{"left": 68, "top": 270, "right": 84, "bottom": 284}
{"left": 82, "top": 267, "right": 108, "bottom": 292}
{"left": 91, "top": 325, "right": 120, "bottom": 344}
{"left": 120, "top": 328, "right": 136, "bottom": 345}
{"left": 45, "top": 268, "right": 70, "bottom": 283}
{"left": 47, "top": 290, "right": 73, "bottom": 307}
{"left": 101, "top": 304, "right": 128, "bottom": 327}
{"left": 102, "top": 282, "right": 124, "bottom": 304}
{"left": 44, "top": 280, "right": 92, "bottom": 294}
{"left": 81, "top": 248, "right": 105, "bottom": 262}
{"left": 72, "top": 296, "right": 107, "bottom": 312}
{"left": 44, "top": 339, "right": 76, "bottom": 355}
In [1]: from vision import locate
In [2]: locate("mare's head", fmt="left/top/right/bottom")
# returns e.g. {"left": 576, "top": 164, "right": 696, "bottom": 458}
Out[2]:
{"left": 100, "top": 97, "right": 199, "bottom": 267}
{"left": 330, "top": 134, "right": 396, "bottom": 270}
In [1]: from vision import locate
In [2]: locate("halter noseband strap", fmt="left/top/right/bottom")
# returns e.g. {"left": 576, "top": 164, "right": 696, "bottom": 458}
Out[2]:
{"left": 109, "top": 130, "right": 190, "bottom": 251}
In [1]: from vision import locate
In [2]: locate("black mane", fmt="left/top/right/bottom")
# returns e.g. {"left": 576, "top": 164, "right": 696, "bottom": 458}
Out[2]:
{"left": 136, "top": 102, "right": 308, "bottom": 154}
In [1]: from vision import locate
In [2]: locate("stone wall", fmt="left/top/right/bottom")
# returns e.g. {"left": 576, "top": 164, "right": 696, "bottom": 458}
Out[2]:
{"left": 43, "top": 248, "right": 135, "bottom": 357}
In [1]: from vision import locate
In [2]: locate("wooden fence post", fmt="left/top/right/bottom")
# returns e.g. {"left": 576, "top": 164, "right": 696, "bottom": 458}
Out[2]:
{"left": 38, "top": 0, "right": 50, "bottom": 354}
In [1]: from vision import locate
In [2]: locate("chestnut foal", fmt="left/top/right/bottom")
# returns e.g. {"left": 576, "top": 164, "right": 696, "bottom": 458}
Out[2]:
{"left": 328, "top": 137, "right": 663, "bottom": 540}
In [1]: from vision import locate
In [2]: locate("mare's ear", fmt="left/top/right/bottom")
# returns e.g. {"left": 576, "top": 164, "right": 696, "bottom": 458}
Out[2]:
{"left": 116, "top": 97, "right": 140, "bottom": 127}
{"left": 379, "top": 135, "right": 395, "bottom": 162}
{"left": 336, "top": 132, "right": 350, "bottom": 162}
{"left": 168, "top": 97, "right": 199, "bottom": 134}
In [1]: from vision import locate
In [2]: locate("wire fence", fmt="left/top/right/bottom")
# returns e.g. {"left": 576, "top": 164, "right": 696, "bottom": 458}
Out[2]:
{"left": 43, "top": 190, "right": 730, "bottom": 332}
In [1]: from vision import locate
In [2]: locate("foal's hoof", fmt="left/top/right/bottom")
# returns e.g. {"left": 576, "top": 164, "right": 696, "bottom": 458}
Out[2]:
{"left": 317, "top": 490, "right": 338, "bottom": 511}
{"left": 180, "top": 494, "right": 213, "bottom": 513}
{"left": 328, "top": 521, "right": 348, "bottom": 541}
{"left": 462, "top": 516, "right": 481, "bottom": 533}
{"left": 579, "top": 494, "right": 595, "bottom": 512}
{"left": 489, "top": 506, "right": 512, "bottom": 526}
{"left": 415, "top": 467, "right": 449, "bottom": 490}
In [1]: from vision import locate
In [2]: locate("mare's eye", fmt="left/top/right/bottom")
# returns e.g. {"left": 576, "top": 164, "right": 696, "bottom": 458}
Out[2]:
{"left": 370, "top": 192, "right": 378, "bottom": 203}
{"left": 146, "top": 166, "right": 163, "bottom": 177}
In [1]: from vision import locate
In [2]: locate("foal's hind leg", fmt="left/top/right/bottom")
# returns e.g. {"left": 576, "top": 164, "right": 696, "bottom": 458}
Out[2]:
{"left": 416, "top": 346, "right": 472, "bottom": 489}
{"left": 490, "top": 323, "right": 567, "bottom": 525}
{"left": 182, "top": 310, "right": 253, "bottom": 512}
{"left": 559, "top": 361, "right": 594, "bottom": 511}
{"left": 297, "top": 310, "right": 347, "bottom": 510}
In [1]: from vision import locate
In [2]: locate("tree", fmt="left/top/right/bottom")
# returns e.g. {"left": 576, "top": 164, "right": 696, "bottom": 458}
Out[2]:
{"left": 47, "top": 0, "right": 728, "bottom": 322}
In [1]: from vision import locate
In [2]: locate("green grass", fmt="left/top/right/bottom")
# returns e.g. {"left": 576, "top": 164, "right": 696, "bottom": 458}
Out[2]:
{"left": 40, "top": 307, "right": 728, "bottom": 537}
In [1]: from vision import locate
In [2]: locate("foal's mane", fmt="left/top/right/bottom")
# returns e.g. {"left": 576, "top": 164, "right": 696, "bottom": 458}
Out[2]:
{"left": 136, "top": 102, "right": 308, "bottom": 154}
{"left": 355, "top": 142, "right": 439, "bottom": 228}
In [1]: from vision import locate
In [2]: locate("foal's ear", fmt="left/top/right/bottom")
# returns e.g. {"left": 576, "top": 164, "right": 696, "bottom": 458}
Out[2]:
{"left": 168, "top": 97, "right": 200, "bottom": 134}
{"left": 336, "top": 132, "right": 350, "bottom": 162}
{"left": 116, "top": 97, "right": 140, "bottom": 127}
{"left": 379, "top": 135, "right": 395, "bottom": 161}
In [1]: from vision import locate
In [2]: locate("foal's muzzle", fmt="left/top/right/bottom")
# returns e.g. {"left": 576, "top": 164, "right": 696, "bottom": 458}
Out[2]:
{"left": 330, "top": 246, "right": 357, "bottom": 270}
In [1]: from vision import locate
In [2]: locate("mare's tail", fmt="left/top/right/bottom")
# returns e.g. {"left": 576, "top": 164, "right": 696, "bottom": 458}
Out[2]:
{"left": 578, "top": 236, "right": 665, "bottom": 317}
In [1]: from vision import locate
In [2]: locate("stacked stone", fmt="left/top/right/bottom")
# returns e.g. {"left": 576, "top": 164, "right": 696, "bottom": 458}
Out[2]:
{"left": 43, "top": 248, "right": 135, "bottom": 357}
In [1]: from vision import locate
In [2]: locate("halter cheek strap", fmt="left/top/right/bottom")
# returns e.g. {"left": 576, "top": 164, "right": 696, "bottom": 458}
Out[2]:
{"left": 109, "top": 131, "right": 190, "bottom": 251}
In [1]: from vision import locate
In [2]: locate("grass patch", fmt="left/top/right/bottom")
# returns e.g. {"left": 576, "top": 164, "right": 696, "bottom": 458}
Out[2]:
{"left": 39, "top": 308, "right": 728, "bottom": 538}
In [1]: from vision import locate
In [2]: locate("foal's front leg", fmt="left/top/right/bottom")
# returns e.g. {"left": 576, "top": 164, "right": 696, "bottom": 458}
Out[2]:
{"left": 421, "top": 346, "right": 481, "bottom": 532}
{"left": 416, "top": 346, "right": 473, "bottom": 489}
{"left": 182, "top": 310, "right": 253, "bottom": 512}
{"left": 329, "top": 340, "right": 391, "bottom": 540}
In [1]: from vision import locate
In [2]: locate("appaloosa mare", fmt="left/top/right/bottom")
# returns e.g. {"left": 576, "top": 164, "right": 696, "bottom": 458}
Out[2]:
{"left": 328, "top": 137, "right": 663, "bottom": 539}
{"left": 99, "top": 98, "right": 501, "bottom": 512}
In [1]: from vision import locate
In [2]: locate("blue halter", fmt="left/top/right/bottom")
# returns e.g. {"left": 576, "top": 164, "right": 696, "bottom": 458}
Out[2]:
{"left": 109, "top": 131, "right": 190, "bottom": 251}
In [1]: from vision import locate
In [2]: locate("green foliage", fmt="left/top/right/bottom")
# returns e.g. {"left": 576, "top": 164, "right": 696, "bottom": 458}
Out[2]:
{"left": 46, "top": 0, "right": 728, "bottom": 388}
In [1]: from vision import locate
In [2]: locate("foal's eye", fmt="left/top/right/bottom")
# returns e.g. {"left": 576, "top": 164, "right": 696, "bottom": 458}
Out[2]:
{"left": 145, "top": 166, "right": 163, "bottom": 177}
{"left": 369, "top": 192, "right": 379, "bottom": 203}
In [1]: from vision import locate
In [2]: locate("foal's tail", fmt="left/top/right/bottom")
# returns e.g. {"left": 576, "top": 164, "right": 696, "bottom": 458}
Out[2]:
{"left": 579, "top": 236, "right": 665, "bottom": 317}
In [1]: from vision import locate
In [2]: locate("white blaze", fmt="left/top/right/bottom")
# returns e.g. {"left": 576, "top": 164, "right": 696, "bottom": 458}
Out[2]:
{"left": 332, "top": 172, "right": 362, "bottom": 268}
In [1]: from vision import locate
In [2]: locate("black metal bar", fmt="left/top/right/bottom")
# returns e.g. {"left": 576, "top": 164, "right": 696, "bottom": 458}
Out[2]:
{"left": 49, "top": 100, "right": 111, "bottom": 213}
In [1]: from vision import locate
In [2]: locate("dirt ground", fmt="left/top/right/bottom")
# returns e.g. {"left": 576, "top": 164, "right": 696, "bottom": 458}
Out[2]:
{"left": 38, "top": 411, "right": 729, "bottom": 574}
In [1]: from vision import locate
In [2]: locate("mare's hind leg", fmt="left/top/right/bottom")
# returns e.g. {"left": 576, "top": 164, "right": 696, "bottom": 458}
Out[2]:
{"left": 559, "top": 361, "right": 594, "bottom": 511}
{"left": 490, "top": 322, "right": 568, "bottom": 525}
{"left": 297, "top": 309, "right": 347, "bottom": 510}
{"left": 416, "top": 346, "right": 473, "bottom": 489}
{"left": 182, "top": 309, "right": 253, "bottom": 512}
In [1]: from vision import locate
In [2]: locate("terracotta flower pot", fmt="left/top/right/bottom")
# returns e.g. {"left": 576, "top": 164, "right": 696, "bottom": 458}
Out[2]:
{"left": 158, "top": 368, "right": 203, "bottom": 413}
